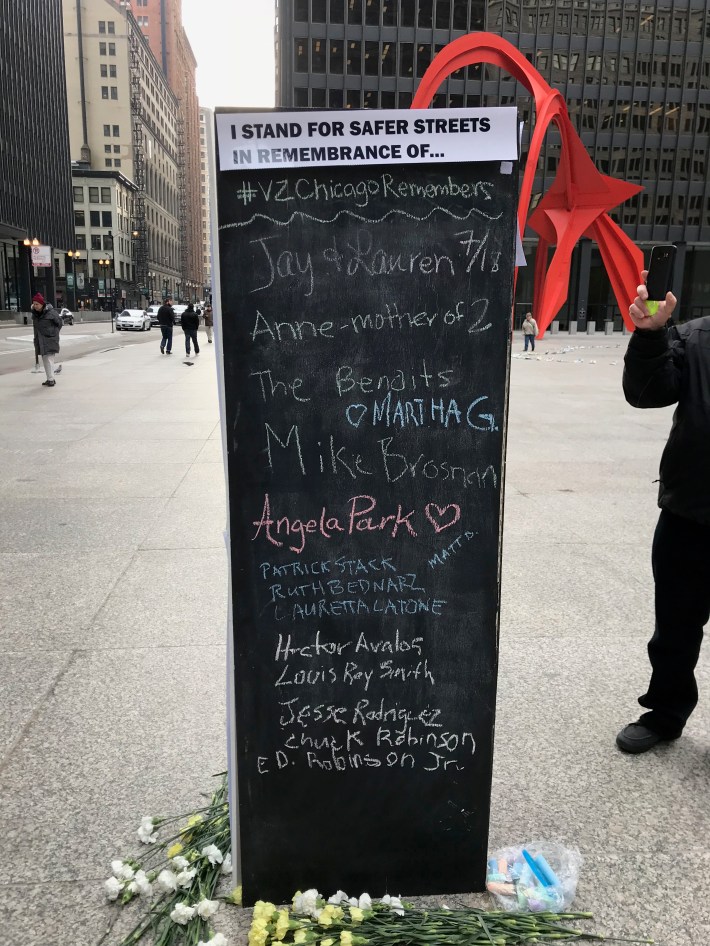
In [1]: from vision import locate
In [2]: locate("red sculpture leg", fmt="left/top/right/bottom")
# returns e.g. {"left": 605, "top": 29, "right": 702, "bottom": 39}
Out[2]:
{"left": 587, "top": 215, "right": 645, "bottom": 331}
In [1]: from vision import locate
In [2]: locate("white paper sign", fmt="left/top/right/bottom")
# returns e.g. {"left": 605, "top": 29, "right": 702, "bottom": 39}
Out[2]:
{"left": 31, "top": 245, "right": 52, "bottom": 268}
{"left": 216, "top": 108, "right": 518, "bottom": 171}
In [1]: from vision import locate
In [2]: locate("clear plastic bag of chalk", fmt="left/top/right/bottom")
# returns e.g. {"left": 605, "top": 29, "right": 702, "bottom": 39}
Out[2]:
{"left": 486, "top": 841, "right": 582, "bottom": 912}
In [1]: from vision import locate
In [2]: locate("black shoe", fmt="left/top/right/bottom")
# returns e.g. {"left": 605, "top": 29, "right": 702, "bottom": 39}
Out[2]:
{"left": 208, "top": 339, "right": 213, "bottom": 343}
{"left": 160, "top": 349, "right": 165, "bottom": 354}
{"left": 42, "top": 379, "right": 56, "bottom": 387}
{"left": 616, "top": 722, "right": 679, "bottom": 754}
{"left": 166, "top": 351, "right": 172, "bottom": 355}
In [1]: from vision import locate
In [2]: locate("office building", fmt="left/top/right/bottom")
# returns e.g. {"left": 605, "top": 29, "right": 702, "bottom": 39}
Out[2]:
{"left": 0, "top": 0, "right": 74, "bottom": 312}
{"left": 199, "top": 107, "right": 213, "bottom": 300}
{"left": 63, "top": 0, "right": 182, "bottom": 305}
{"left": 275, "top": 0, "right": 710, "bottom": 326}
{"left": 129, "top": 0, "right": 203, "bottom": 302}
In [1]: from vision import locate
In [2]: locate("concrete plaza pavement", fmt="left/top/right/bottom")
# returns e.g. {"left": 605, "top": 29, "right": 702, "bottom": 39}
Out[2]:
{"left": 0, "top": 330, "right": 708, "bottom": 945}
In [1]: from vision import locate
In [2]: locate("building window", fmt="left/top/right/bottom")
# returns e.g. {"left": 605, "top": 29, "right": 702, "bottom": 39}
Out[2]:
{"left": 312, "top": 0, "right": 326, "bottom": 21}
{"left": 103, "top": 124, "right": 110, "bottom": 136}
{"left": 99, "top": 20, "right": 106, "bottom": 33}
{"left": 347, "top": 41, "right": 361, "bottom": 74}
{"left": 110, "top": 87, "right": 118, "bottom": 99}
{"left": 329, "top": 40, "right": 343, "bottom": 73}
{"left": 107, "top": 20, "right": 115, "bottom": 33}
{"left": 74, "top": 211, "right": 85, "bottom": 227}
{"left": 418, "top": 0, "right": 433, "bottom": 28}
{"left": 105, "top": 145, "right": 112, "bottom": 153}
{"left": 90, "top": 210, "right": 101, "bottom": 226}
{"left": 102, "top": 211, "right": 113, "bottom": 227}
{"left": 330, "top": 0, "right": 344, "bottom": 23}
{"left": 89, "top": 187, "right": 100, "bottom": 203}
{"left": 295, "top": 40, "right": 308, "bottom": 72}
{"left": 99, "top": 42, "right": 106, "bottom": 55}
{"left": 101, "top": 64, "right": 108, "bottom": 77}
{"left": 312, "top": 39, "right": 326, "bottom": 72}
{"left": 364, "top": 41, "right": 379, "bottom": 76}
{"left": 113, "top": 145, "right": 121, "bottom": 153}
{"left": 103, "top": 235, "right": 113, "bottom": 250}
{"left": 91, "top": 235, "right": 102, "bottom": 250}
{"left": 105, "top": 159, "right": 113, "bottom": 167}
{"left": 295, "top": 0, "right": 308, "bottom": 19}
{"left": 102, "top": 86, "right": 109, "bottom": 99}
{"left": 115, "top": 159, "right": 122, "bottom": 168}
{"left": 110, "top": 65, "right": 116, "bottom": 78}
{"left": 294, "top": 87, "right": 309, "bottom": 107}
{"left": 347, "top": 0, "right": 363, "bottom": 25}
{"left": 311, "top": 87, "right": 326, "bottom": 107}
{"left": 76, "top": 234, "right": 86, "bottom": 250}
{"left": 109, "top": 43, "right": 115, "bottom": 55}
{"left": 101, "top": 187, "right": 111, "bottom": 203}
{"left": 73, "top": 186, "right": 84, "bottom": 202}
{"left": 113, "top": 125, "right": 120, "bottom": 136}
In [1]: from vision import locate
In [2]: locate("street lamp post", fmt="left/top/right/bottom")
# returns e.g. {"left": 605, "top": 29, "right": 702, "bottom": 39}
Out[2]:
{"left": 148, "top": 271, "right": 154, "bottom": 303}
{"left": 67, "top": 251, "right": 81, "bottom": 311}
{"left": 98, "top": 258, "right": 114, "bottom": 333}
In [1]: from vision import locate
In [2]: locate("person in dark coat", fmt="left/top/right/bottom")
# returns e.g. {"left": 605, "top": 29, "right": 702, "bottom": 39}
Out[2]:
{"left": 157, "top": 298, "right": 175, "bottom": 354}
{"left": 617, "top": 270, "right": 710, "bottom": 753}
{"left": 31, "top": 293, "right": 63, "bottom": 386}
{"left": 203, "top": 304, "right": 214, "bottom": 343}
{"left": 180, "top": 302, "right": 200, "bottom": 356}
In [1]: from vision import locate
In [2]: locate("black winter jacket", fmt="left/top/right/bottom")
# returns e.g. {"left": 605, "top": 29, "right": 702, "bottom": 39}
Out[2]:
{"left": 157, "top": 303, "right": 174, "bottom": 327}
{"left": 623, "top": 317, "right": 710, "bottom": 524}
{"left": 181, "top": 308, "right": 199, "bottom": 331}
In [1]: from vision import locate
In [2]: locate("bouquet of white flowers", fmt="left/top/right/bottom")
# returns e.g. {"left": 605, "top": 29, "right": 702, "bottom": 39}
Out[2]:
{"left": 100, "top": 774, "right": 240, "bottom": 946}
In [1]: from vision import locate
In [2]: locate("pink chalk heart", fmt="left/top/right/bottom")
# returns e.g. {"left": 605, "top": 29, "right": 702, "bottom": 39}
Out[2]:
{"left": 425, "top": 502, "right": 461, "bottom": 533}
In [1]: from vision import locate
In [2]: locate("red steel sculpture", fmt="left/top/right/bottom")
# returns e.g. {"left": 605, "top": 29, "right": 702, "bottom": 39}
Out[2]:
{"left": 412, "top": 34, "right": 644, "bottom": 337}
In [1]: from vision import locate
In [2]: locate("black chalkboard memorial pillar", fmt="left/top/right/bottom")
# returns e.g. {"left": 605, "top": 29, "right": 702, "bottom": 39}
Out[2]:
{"left": 214, "top": 107, "right": 519, "bottom": 906}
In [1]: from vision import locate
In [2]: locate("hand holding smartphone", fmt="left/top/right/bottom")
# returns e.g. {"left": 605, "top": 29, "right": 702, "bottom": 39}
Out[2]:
{"left": 645, "top": 245, "right": 676, "bottom": 313}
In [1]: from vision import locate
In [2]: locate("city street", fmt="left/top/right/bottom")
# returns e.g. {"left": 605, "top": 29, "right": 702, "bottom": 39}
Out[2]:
{"left": 0, "top": 332, "right": 708, "bottom": 945}
{"left": 0, "top": 320, "right": 156, "bottom": 376}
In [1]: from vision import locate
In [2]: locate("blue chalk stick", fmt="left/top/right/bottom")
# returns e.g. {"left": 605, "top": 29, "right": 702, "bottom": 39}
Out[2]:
{"left": 535, "top": 854, "right": 561, "bottom": 887}
{"left": 522, "top": 849, "right": 551, "bottom": 887}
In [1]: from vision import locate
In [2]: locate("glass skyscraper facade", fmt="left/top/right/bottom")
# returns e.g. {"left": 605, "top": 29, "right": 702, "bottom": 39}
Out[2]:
{"left": 0, "top": 0, "right": 73, "bottom": 311}
{"left": 276, "top": 0, "right": 710, "bottom": 326}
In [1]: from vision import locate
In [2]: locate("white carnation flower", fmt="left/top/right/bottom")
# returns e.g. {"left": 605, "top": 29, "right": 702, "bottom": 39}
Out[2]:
{"left": 170, "top": 902, "right": 196, "bottom": 925}
{"left": 137, "top": 817, "right": 157, "bottom": 845}
{"left": 172, "top": 855, "right": 190, "bottom": 870}
{"left": 104, "top": 876, "right": 122, "bottom": 900}
{"left": 176, "top": 868, "right": 197, "bottom": 888}
{"left": 111, "top": 860, "right": 124, "bottom": 878}
{"left": 198, "top": 935, "right": 228, "bottom": 946}
{"left": 348, "top": 898, "right": 358, "bottom": 906}
{"left": 201, "top": 844, "right": 223, "bottom": 865}
{"left": 300, "top": 888, "right": 320, "bottom": 918}
{"left": 221, "top": 852, "right": 232, "bottom": 875}
{"left": 195, "top": 898, "right": 220, "bottom": 919}
{"left": 156, "top": 869, "right": 178, "bottom": 893}
{"left": 358, "top": 893, "right": 372, "bottom": 910}
{"left": 328, "top": 890, "right": 349, "bottom": 904}
{"left": 130, "top": 869, "right": 152, "bottom": 897}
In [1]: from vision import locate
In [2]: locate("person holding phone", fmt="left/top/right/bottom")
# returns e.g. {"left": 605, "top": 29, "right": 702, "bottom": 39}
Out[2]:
{"left": 617, "top": 254, "right": 710, "bottom": 753}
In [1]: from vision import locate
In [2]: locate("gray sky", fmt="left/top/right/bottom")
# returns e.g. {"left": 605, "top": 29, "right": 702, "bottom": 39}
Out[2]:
{"left": 182, "top": 1, "right": 276, "bottom": 109}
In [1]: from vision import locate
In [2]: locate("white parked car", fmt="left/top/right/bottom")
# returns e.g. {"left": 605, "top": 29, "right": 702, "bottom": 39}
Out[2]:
{"left": 116, "top": 308, "right": 151, "bottom": 331}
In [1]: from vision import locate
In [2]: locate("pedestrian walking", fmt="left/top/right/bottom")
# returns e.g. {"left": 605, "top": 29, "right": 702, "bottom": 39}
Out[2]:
{"left": 522, "top": 311, "right": 538, "bottom": 351}
{"left": 31, "top": 293, "right": 63, "bottom": 387}
{"left": 617, "top": 269, "right": 709, "bottom": 753}
{"left": 203, "top": 303, "right": 214, "bottom": 343}
{"left": 181, "top": 302, "right": 200, "bottom": 357}
{"left": 157, "top": 297, "right": 175, "bottom": 354}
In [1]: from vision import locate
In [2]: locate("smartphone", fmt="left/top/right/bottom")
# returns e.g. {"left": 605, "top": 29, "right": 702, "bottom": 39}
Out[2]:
{"left": 646, "top": 245, "right": 677, "bottom": 300}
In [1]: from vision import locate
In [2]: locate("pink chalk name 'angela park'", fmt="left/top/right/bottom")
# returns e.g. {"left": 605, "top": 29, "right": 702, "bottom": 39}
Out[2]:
{"left": 251, "top": 493, "right": 462, "bottom": 555}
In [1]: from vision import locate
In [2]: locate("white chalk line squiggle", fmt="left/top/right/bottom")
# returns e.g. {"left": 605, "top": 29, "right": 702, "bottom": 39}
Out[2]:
{"left": 218, "top": 204, "right": 503, "bottom": 231}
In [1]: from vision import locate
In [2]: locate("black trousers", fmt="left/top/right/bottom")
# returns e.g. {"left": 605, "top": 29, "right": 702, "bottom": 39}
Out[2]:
{"left": 638, "top": 509, "right": 710, "bottom": 736}
{"left": 184, "top": 328, "right": 199, "bottom": 354}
